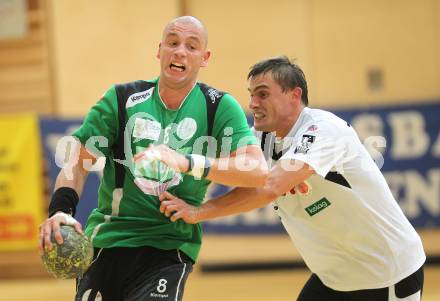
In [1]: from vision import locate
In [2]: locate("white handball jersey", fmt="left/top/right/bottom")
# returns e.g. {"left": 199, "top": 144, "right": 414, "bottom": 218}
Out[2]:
{"left": 254, "top": 107, "right": 425, "bottom": 291}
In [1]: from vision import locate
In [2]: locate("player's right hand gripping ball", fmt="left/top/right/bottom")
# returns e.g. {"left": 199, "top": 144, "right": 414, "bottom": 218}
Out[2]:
{"left": 41, "top": 225, "right": 93, "bottom": 279}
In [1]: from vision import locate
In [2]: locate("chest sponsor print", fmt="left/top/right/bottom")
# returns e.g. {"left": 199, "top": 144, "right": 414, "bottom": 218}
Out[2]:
{"left": 176, "top": 117, "right": 197, "bottom": 140}
{"left": 133, "top": 117, "right": 161, "bottom": 141}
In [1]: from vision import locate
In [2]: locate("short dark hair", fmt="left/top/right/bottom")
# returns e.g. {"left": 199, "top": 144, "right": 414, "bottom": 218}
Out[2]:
{"left": 247, "top": 56, "right": 309, "bottom": 106}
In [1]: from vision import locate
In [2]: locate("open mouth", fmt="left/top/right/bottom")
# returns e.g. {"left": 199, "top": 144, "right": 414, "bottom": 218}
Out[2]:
{"left": 253, "top": 112, "right": 266, "bottom": 120}
{"left": 170, "top": 62, "right": 186, "bottom": 72}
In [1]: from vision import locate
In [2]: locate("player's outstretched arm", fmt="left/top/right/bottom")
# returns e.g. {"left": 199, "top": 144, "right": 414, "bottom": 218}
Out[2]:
{"left": 160, "top": 159, "right": 314, "bottom": 223}
{"left": 39, "top": 143, "right": 95, "bottom": 252}
{"left": 134, "top": 144, "right": 268, "bottom": 187}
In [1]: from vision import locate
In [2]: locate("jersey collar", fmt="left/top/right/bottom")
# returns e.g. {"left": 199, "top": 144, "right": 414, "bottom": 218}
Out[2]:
{"left": 156, "top": 80, "right": 197, "bottom": 111}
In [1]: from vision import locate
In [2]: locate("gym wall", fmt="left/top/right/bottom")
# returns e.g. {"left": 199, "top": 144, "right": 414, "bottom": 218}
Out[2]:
{"left": 45, "top": 0, "right": 440, "bottom": 116}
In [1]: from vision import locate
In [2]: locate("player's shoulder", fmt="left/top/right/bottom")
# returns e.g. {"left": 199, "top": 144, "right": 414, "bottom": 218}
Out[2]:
{"left": 197, "top": 82, "right": 228, "bottom": 99}
{"left": 114, "top": 78, "right": 157, "bottom": 90}
{"left": 299, "top": 107, "right": 352, "bottom": 135}
{"left": 196, "top": 82, "right": 239, "bottom": 107}
{"left": 301, "top": 107, "right": 347, "bottom": 126}
{"left": 219, "top": 93, "right": 241, "bottom": 108}
{"left": 214, "top": 92, "right": 244, "bottom": 114}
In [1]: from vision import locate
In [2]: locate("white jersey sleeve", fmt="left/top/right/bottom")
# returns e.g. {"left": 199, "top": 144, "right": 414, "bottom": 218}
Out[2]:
{"left": 282, "top": 121, "right": 350, "bottom": 177}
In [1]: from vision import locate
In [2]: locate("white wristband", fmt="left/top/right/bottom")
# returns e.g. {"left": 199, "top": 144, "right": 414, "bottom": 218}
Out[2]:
{"left": 189, "top": 154, "right": 206, "bottom": 179}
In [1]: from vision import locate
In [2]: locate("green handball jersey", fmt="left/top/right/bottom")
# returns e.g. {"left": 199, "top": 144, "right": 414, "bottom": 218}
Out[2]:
{"left": 73, "top": 79, "right": 256, "bottom": 261}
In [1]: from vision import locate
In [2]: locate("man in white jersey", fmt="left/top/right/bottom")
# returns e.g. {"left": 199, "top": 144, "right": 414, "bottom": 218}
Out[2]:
{"left": 158, "top": 56, "right": 426, "bottom": 301}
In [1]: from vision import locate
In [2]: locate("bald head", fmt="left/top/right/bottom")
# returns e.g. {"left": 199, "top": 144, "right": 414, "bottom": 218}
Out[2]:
{"left": 162, "top": 16, "right": 208, "bottom": 48}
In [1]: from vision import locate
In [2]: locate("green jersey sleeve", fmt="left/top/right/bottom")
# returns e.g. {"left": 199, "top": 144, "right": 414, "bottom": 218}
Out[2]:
{"left": 211, "top": 93, "right": 257, "bottom": 156}
{"left": 72, "top": 86, "right": 119, "bottom": 157}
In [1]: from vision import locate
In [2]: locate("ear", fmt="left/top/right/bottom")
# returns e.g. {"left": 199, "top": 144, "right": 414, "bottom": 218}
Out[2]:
{"left": 200, "top": 49, "right": 211, "bottom": 67}
{"left": 156, "top": 42, "right": 162, "bottom": 59}
{"left": 292, "top": 87, "right": 303, "bottom": 103}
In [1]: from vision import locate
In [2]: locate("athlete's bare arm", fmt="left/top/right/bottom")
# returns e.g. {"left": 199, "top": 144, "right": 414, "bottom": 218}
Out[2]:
{"left": 134, "top": 144, "right": 268, "bottom": 187}
{"left": 159, "top": 159, "right": 315, "bottom": 223}
{"left": 39, "top": 144, "right": 95, "bottom": 252}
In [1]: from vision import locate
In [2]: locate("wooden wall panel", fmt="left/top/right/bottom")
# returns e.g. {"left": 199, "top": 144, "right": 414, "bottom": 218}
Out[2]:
{"left": 0, "top": 0, "right": 53, "bottom": 115}
{"left": 48, "top": 0, "right": 180, "bottom": 117}
{"left": 309, "top": 0, "right": 440, "bottom": 107}
{"left": 186, "top": 0, "right": 311, "bottom": 110}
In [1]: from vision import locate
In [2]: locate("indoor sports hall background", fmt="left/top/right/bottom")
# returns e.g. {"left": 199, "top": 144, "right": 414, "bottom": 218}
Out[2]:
{"left": 0, "top": 0, "right": 439, "bottom": 300}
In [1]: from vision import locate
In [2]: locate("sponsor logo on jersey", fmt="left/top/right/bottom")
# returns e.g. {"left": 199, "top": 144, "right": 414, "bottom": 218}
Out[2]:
{"left": 294, "top": 134, "right": 315, "bottom": 154}
{"left": 306, "top": 124, "right": 318, "bottom": 132}
{"left": 176, "top": 118, "right": 197, "bottom": 140}
{"left": 126, "top": 87, "right": 154, "bottom": 108}
{"left": 133, "top": 117, "right": 161, "bottom": 141}
{"left": 206, "top": 87, "right": 222, "bottom": 103}
{"left": 305, "top": 197, "right": 331, "bottom": 216}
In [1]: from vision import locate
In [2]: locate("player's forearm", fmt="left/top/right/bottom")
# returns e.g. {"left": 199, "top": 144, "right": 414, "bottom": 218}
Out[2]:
{"left": 54, "top": 165, "right": 88, "bottom": 196}
{"left": 54, "top": 143, "right": 94, "bottom": 197}
{"left": 137, "top": 144, "right": 268, "bottom": 187}
{"left": 203, "top": 145, "right": 269, "bottom": 187}
{"left": 196, "top": 186, "right": 276, "bottom": 221}
{"left": 205, "top": 155, "right": 268, "bottom": 187}
{"left": 196, "top": 160, "right": 315, "bottom": 222}
{"left": 49, "top": 161, "right": 89, "bottom": 217}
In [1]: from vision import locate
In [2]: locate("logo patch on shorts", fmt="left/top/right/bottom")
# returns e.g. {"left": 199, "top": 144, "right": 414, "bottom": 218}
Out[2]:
{"left": 150, "top": 292, "right": 169, "bottom": 299}
{"left": 81, "top": 289, "right": 102, "bottom": 301}
{"left": 305, "top": 198, "right": 331, "bottom": 216}
{"left": 150, "top": 278, "right": 169, "bottom": 298}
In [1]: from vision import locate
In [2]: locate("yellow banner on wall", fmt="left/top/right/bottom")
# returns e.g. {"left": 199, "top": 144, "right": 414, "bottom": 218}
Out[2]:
{"left": 0, "top": 113, "right": 44, "bottom": 251}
